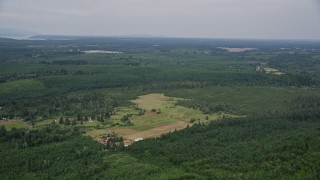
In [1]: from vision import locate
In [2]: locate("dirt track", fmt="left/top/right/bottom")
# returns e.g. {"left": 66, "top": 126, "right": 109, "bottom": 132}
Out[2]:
{"left": 117, "top": 121, "right": 189, "bottom": 140}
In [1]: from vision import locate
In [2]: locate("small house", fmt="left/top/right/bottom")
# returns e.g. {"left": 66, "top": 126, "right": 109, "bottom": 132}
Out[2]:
{"left": 134, "top": 138, "right": 143, "bottom": 142}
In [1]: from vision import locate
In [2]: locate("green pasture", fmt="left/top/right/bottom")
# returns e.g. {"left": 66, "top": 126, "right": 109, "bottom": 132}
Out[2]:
{"left": 0, "top": 120, "right": 30, "bottom": 130}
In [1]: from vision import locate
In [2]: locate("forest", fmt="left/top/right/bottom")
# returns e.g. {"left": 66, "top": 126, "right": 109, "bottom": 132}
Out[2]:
{"left": 1, "top": 36, "right": 320, "bottom": 179}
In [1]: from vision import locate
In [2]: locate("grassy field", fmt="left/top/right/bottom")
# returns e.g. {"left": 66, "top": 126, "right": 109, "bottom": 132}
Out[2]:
{"left": 0, "top": 120, "right": 30, "bottom": 130}
{"left": 86, "top": 93, "right": 225, "bottom": 143}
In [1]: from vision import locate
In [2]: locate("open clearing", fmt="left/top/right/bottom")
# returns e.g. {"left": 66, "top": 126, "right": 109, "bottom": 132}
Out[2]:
{"left": 264, "top": 67, "right": 286, "bottom": 75}
{"left": 125, "top": 121, "right": 188, "bottom": 140}
{"left": 256, "top": 66, "right": 285, "bottom": 75}
{"left": 86, "top": 93, "right": 223, "bottom": 144}
{"left": 218, "top": 47, "right": 256, "bottom": 53}
{"left": 131, "top": 93, "right": 181, "bottom": 110}
{"left": 0, "top": 120, "right": 30, "bottom": 130}
{"left": 81, "top": 50, "right": 123, "bottom": 54}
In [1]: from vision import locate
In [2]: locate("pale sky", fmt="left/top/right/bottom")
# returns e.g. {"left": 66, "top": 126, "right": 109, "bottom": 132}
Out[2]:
{"left": 0, "top": 0, "right": 320, "bottom": 39}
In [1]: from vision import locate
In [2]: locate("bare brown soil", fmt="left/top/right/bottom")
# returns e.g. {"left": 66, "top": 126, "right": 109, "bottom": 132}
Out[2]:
{"left": 125, "top": 121, "right": 189, "bottom": 140}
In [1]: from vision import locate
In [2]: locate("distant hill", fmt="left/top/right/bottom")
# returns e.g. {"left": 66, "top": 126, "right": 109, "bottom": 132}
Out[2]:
{"left": 0, "top": 28, "right": 37, "bottom": 39}
{"left": 29, "top": 34, "right": 165, "bottom": 40}
{"left": 28, "top": 35, "right": 92, "bottom": 40}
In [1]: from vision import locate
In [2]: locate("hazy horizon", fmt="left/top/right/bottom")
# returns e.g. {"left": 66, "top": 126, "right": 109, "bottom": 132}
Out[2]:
{"left": 1, "top": 0, "right": 320, "bottom": 40}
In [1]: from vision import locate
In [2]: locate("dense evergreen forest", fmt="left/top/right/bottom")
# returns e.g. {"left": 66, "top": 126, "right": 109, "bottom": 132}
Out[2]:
{"left": 1, "top": 37, "right": 320, "bottom": 179}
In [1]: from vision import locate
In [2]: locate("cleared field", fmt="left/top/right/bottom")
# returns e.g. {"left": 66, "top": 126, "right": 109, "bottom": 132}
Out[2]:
{"left": 125, "top": 121, "right": 188, "bottom": 140}
{"left": 86, "top": 93, "right": 223, "bottom": 143}
{"left": 264, "top": 67, "right": 285, "bottom": 75}
{"left": 82, "top": 50, "right": 123, "bottom": 54}
{"left": 0, "top": 120, "right": 30, "bottom": 130}
{"left": 218, "top": 47, "right": 256, "bottom": 53}
{"left": 131, "top": 93, "right": 179, "bottom": 110}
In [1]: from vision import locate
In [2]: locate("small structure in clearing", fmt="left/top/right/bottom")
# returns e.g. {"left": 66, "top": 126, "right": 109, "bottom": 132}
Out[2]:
{"left": 96, "top": 131, "right": 123, "bottom": 147}
{"left": 134, "top": 138, "right": 143, "bottom": 142}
